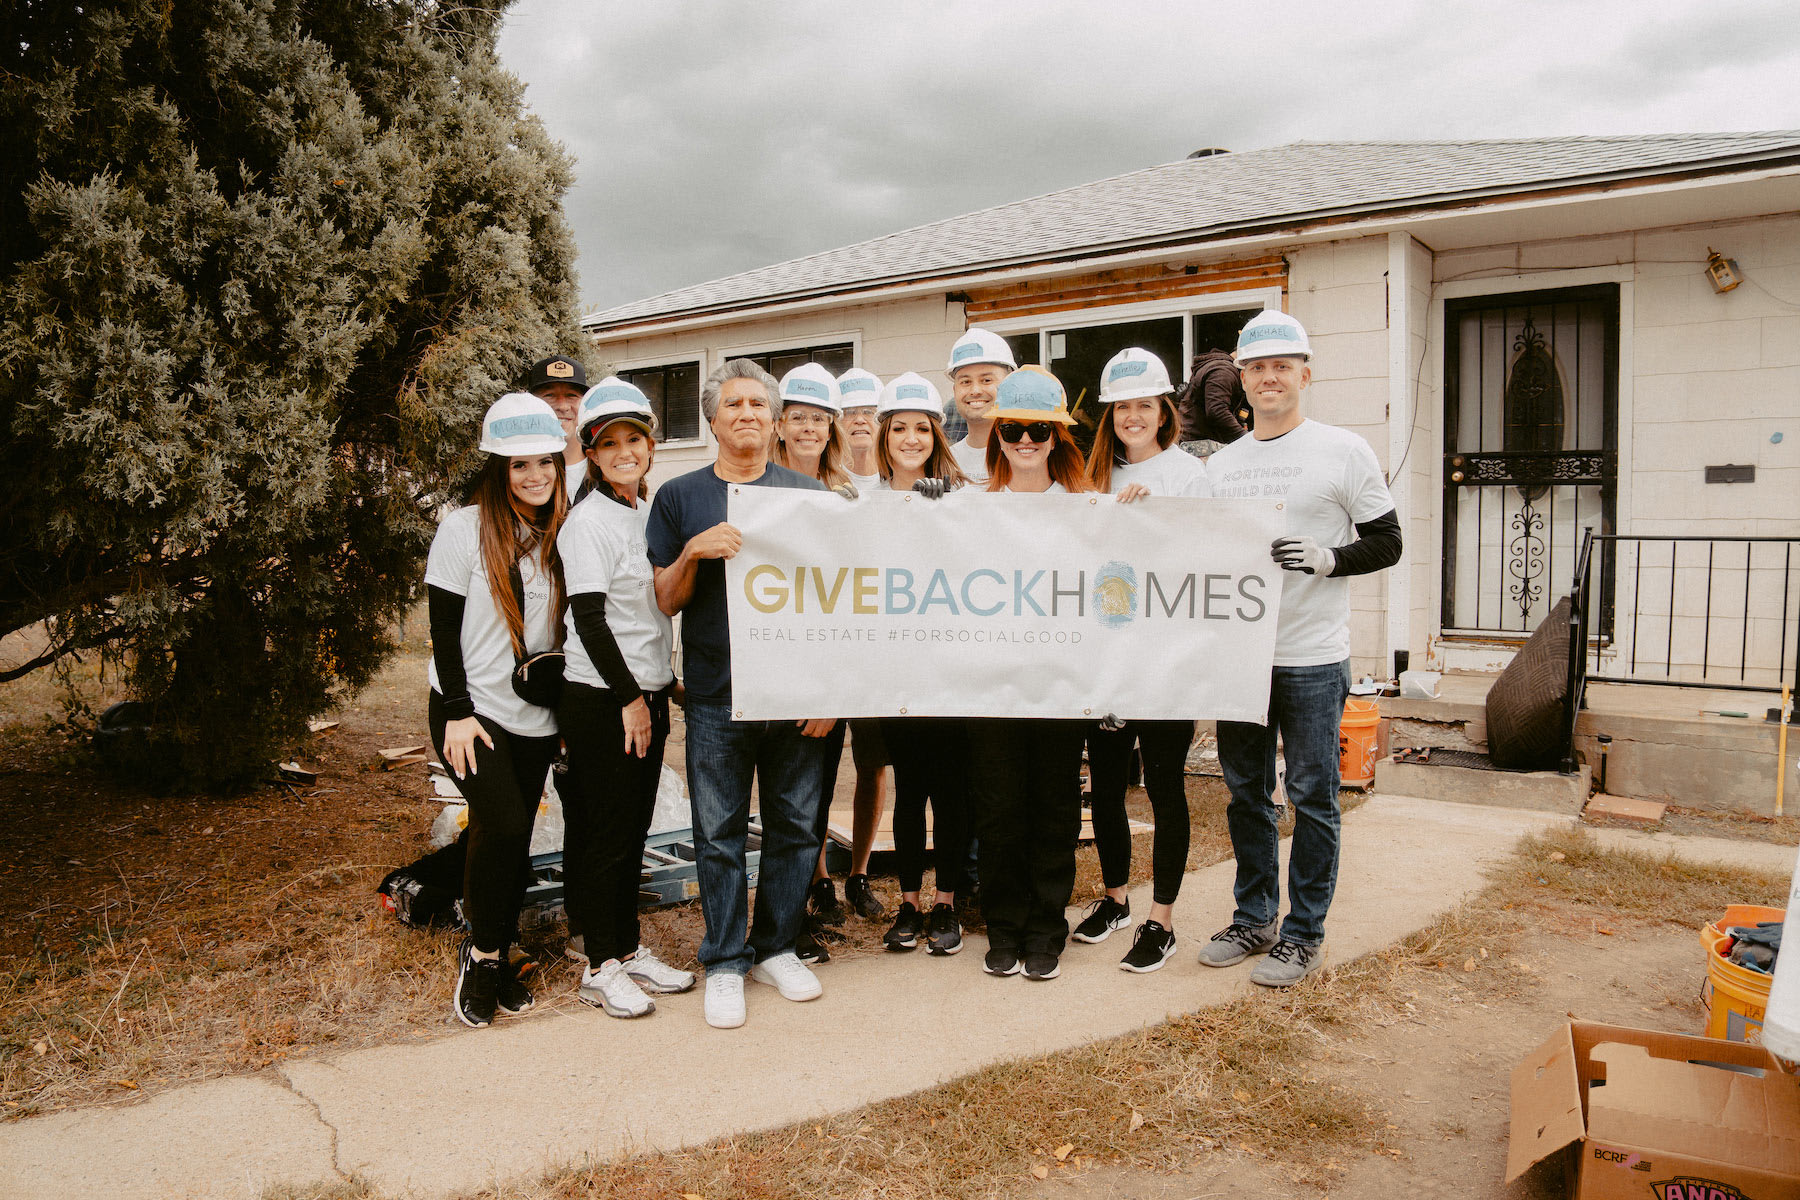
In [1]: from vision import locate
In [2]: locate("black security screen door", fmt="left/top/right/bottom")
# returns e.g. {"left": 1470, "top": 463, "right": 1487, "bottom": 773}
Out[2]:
{"left": 1442, "top": 285, "right": 1618, "bottom": 636}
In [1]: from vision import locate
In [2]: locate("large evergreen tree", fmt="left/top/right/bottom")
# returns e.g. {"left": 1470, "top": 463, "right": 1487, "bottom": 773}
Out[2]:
{"left": 0, "top": 0, "right": 582, "bottom": 786}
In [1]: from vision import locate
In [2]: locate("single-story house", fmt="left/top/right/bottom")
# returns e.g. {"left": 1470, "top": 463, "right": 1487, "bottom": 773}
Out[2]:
{"left": 582, "top": 133, "right": 1800, "bottom": 695}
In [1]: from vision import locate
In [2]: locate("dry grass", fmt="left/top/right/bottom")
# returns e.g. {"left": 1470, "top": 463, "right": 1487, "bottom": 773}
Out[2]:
{"left": 277, "top": 826, "right": 1778, "bottom": 1200}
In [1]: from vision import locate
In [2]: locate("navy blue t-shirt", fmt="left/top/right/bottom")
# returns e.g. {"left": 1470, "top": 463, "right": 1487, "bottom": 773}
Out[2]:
{"left": 646, "top": 461, "right": 825, "bottom": 705}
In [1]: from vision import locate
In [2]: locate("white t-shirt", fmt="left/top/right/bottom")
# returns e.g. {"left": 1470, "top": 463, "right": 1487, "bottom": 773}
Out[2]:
{"left": 424, "top": 506, "right": 559, "bottom": 737}
{"left": 999, "top": 481, "right": 1067, "bottom": 494}
{"left": 1110, "top": 445, "right": 1212, "bottom": 497}
{"left": 558, "top": 494, "right": 674, "bottom": 693}
{"left": 950, "top": 437, "right": 989, "bottom": 486}
{"left": 846, "top": 468, "right": 882, "bottom": 495}
{"left": 1206, "top": 419, "right": 1394, "bottom": 667}
{"left": 564, "top": 458, "right": 587, "bottom": 501}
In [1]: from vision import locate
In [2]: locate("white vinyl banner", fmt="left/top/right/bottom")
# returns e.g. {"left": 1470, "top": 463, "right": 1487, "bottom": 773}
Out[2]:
{"left": 724, "top": 487, "right": 1286, "bottom": 722}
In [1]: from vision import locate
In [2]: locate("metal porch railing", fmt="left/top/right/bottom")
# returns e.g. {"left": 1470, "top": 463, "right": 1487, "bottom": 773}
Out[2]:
{"left": 1565, "top": 529, "right": 1800, "bottom": 770}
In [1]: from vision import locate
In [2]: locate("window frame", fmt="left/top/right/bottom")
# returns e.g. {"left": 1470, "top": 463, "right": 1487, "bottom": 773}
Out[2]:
{"left": 974, "top": 287, "right": 1284, "bottom": 381}
{"left": 609, "top": 352, "right": 708, "bottom": 448}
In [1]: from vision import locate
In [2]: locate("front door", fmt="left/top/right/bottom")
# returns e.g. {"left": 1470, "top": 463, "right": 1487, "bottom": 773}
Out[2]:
{"left": 1442, "top": 285, "right": 1618, "bottom": 636}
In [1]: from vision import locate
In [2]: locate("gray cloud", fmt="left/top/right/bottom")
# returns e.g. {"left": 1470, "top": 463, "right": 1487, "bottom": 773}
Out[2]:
{"left": 495, "top": 0, "right": 1800, "bottom": 315}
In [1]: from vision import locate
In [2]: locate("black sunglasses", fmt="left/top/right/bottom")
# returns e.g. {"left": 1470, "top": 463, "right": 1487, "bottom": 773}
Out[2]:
{"left": 997, "top": 421, "right": 1056, "bottom": 444}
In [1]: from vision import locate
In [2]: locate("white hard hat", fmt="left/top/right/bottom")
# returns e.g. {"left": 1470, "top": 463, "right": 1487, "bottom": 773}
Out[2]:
{"left": 778, "top": 362, "right": 842, "bottom": 413}
{"left": 1234, "top": 309, "right": 1312, "bottom": 363}
{"left": 1098, "top": 347, "right": 1174, "bottom": 403}
{"left": 944, "top": 327, "right": 1016, "bottom": 376}
{"left": 835, "top": 367, "right": 883, "bottom": 410}
{"left": 576, "top": 377, "right": 656, "bottom": 447}
{"left": 478, "top": 392, "right": 568, "bottom": 456}
{"left": 876, "top": 372, "right": 945, "bottom": 421}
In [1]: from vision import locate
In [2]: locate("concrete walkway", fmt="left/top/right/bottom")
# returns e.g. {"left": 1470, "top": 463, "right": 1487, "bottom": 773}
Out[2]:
{"left": 2, "top": 795, "right": 1791, "bottom": 1200}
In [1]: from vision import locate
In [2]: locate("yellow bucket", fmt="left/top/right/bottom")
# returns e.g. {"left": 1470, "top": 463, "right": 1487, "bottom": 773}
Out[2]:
{"left": 1338, "top": 697, "right": 1382, "bottom": 786}
{"left": 1700, "top": 904, "right": 1783, "bottom": 1042}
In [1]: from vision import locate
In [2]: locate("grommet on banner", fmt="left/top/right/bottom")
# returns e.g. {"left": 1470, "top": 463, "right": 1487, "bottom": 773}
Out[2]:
{"left": 899, "top": 706, "right": 908, "bottom": 715}
{"left": 734, "top": 710, "right": 742, "bottom": 718}
{"left": 1083, "top": 707, "right": 1093, "bottom": 715}
{"left": 1089, "top": 497, "right": 1098, "bottom": 505}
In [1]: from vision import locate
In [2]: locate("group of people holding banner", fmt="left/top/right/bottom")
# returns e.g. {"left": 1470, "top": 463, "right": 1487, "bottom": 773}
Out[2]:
{"left": 422, "top": 309, "right": 1402, "bottom": 1030}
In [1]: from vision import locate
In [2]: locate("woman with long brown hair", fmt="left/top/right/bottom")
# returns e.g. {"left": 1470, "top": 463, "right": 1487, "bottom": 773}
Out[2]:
{"left": 867, "top": 374, "right": 972, "bottom": 956}
{"left": 1074, "top": 348, "right": 1209, "bottom": 973}
{"left": 425, "top": 392, "right": 569, "bottom": 1028}
{"left": 972, "top": 367, "right": 1094, "bottom": 982}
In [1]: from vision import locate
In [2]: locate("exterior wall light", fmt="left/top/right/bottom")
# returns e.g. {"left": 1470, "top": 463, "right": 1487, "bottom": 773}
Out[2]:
{"left": 1705, "top": 247, "right": 1743, "bottom": 293}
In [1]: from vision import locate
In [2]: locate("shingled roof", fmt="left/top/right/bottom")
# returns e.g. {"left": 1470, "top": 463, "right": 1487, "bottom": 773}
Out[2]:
{"left": 584, "top": 132, "right": 1800, "bottom": 331}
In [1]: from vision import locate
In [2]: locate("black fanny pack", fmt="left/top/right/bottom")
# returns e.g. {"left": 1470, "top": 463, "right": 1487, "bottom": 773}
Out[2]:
{"left": 508, "top": 561, "right": 565, "bottom": 708}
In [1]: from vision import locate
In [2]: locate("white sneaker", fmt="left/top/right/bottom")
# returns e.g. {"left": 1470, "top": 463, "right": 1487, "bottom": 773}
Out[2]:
{"left": 625, "top": 946, "right": 696, "bottom": 994}
{"left": 704, "top": 971, "right": 746, "bottom": 1029}
{"left": 749, "top": 951, "right": 823, "bottom": 1001}
{"left": 579, "top": 959, "right": 654, "bottom": 1019}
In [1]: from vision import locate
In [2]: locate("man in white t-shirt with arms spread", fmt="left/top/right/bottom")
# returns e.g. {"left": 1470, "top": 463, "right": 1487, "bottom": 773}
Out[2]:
{"left": 1200, "top": 310, "right": 1403, "bottom": 987}
{"left": 943, "top": 328, "right": 1015, "bottom": 486}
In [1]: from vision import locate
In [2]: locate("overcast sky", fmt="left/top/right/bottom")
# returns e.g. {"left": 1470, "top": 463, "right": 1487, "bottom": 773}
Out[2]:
{"left": 494, "top": 0, "right": 1800, "bottom": 318}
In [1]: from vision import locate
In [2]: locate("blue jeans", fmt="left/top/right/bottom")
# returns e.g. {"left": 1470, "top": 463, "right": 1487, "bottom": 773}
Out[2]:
{"left": 683, "top": 701, "right": 829, "bottom": 975}
{"left": 1216, "top": 661, "right": 1350, "bottom": 948}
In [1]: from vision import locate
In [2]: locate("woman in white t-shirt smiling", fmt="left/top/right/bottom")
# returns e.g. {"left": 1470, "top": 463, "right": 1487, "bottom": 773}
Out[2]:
{"left": 556, "top": 379, "right": 696, "bottom": 1019}
{"left": 424, "top": 393, "right": 569, "bottom": 1029}
{"left": 1074, "top": 348, "right": 1208, "bottom": 974}
{"left": 971, "top": 367, "right": 1092, "bottom": 983}
{"left": 865, "top": 374, "right": 972, "bottom": 956}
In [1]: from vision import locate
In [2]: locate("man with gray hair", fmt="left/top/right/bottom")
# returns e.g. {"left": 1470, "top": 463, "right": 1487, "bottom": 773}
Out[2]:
{"left": 647, "top": 358, "right": 833, "bottom": 1029}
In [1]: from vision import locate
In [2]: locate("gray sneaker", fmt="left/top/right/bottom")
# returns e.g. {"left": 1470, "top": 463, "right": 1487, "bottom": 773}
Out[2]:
{"left": 1249, "top": 940, "right": 1324, "bottom": 987}
{"left": 1196, "top": 920, "right": 1279, "bottom": 968}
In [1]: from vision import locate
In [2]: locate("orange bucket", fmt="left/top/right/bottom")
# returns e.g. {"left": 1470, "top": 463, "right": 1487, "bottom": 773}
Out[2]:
{"left": 1339, "top": 696, "right": 1381, "bottom": 787}
{"left": 1700, "top": 904, "right": 1783, "bottom": 1042}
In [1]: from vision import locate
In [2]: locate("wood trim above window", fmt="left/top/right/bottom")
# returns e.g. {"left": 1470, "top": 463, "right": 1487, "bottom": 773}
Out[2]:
{"left": 963, "top": 254, "right": 1287, "bottom": 324}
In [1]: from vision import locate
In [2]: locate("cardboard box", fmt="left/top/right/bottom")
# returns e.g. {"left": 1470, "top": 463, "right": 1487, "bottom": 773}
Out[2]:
{"left": 1508, "top": 1021, "right": 1800, "bottom": 1199}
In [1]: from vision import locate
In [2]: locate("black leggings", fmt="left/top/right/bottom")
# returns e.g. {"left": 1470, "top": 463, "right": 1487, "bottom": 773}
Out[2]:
{"left": 810, "top": 718, "right": 849, "bottom": 845}
{"left": 880, "top": 716, "right": 971, "bottom": 897}
{"left": 428, "top": 691, "right": 558, "bottom": 954}
{"left": 557, "top": 682, "right": 671, "bottom": 964}
{"left": 1087, "top": 720, "right": 1196, "bottom": 906}
{"left": 968, "top": 718, "right": 1086, "bottom": 956}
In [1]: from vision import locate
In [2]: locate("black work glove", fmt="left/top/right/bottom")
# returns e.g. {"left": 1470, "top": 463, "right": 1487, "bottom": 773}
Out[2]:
{"left": 911, "top": 478, "right": 947, "bottom": 500}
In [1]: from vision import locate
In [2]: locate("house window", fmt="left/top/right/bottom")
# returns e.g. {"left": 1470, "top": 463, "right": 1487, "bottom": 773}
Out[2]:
{"left": 618, "top": 360, "right": 702, "bottom": 442}
{"left": 736, "top": 342, "right": 855, "bottom": 381}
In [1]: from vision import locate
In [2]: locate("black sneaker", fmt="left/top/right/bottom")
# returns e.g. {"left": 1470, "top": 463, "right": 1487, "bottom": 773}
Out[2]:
{"left": 883, "top": 902, "right": 923, "bottom": 951}
{"left": 808, "top": 876, "right": 844, "bottom": 924}
{"left": 796, "top": 923, "right": 832, "bottom": 965}
{"left": 845, "top": 873, "right": 886, "bottom": 921}
{"left": 1022, "top": 951, "right": 1061, "bottom": 981}
{"left": 1119, "top": 921, "right": 1177, "bottom": 973}
{"left": 983, "top": 946, "right": 1021, "bottom": 977}
{"left": 496, "top": 951, "right": 534, "bottom": 1015}
{"left": 1071, "top": 896, "right": 1131, "bottom": 944}
{"left": 453, "top": 938, "right": 500, "bottom": 1028}
{"left": 924, "top": 903, "right": 963, "bottom": 956}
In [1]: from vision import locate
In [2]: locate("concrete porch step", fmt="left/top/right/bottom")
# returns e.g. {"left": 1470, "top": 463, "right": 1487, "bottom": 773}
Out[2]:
{"left": 1371, "top": 671, "right": 1797, "bottom": 816}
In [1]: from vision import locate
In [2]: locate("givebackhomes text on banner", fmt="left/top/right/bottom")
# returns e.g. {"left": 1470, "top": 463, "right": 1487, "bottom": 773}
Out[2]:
{"left": 723, "top": 488, "right": 1286, "bottom": 722}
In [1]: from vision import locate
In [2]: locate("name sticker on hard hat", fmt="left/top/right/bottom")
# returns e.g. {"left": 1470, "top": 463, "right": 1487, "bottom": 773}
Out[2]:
{"left": 490, "top": 414, "right": 564, "bottom": 440}
{"left": 952, "top": 342, "right": 983, "bottom": 362}
{"left": 789, "top": 380, "right": 829, "bottom": 401}
{"left": 897, "top": 384, "right": 928, "bottom": 400}
{"left": 1109, "top": 361, "right": 1149, "bottom": 381}
{"left": 840, "top": 378, "right": 876, "bottom": 393}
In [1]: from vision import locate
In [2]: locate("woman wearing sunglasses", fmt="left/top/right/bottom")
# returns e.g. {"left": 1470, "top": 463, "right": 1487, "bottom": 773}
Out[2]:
{"left": 860, "top": 373, "right": 973, "bottom": 955}
{"left": 972, "top": 366, "right": 1093, "bottom": 981}
{"left": 1074, "top": 348, "right": 1210, "bottom": 973}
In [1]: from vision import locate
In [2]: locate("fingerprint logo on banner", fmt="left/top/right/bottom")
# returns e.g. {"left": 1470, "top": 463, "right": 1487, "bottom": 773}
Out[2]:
{"left": 1093, "top": 562, "right": 1138, "bottom": 628}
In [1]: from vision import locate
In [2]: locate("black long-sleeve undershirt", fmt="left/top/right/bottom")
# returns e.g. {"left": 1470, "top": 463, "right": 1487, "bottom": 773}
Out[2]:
{"left": 426, "top": 584, "right": 476, "bottom": 720}
{"left": 569, "top": 592, "right": 643, "bottom": 706}
{"left": 1328, "top": 508, "right": 1403, "bottom": 578}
